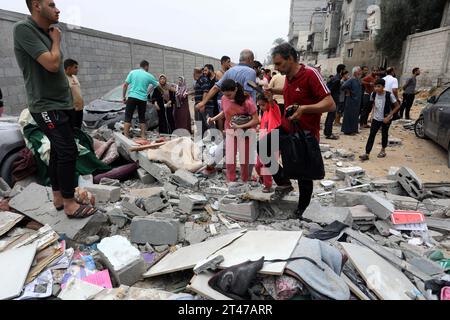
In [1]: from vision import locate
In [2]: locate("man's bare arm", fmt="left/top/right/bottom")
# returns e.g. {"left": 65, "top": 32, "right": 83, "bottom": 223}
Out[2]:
{"left": 36, "top": 27, "right": 62, "bottom": 73}
{"left": 196, "top": 85, "right": 221, "bottom": 111}
{"left": 122, "top": 83, "right": 129, "bottom": 103}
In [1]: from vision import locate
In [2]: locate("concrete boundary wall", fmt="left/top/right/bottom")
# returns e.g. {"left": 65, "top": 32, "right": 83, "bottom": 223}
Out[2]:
{"left": 0, "top": 9, "right": 220, "bottom": 115}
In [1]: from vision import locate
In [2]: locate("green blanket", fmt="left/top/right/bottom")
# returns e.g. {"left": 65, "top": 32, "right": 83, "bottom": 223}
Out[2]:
{"left": 23, "top": 124, "right": 111, "bottom": 186}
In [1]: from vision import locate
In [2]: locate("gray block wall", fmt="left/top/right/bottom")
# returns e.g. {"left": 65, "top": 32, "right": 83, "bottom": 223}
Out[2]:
{"left": 0, "top": 9, "right": 220, "bottom": 115}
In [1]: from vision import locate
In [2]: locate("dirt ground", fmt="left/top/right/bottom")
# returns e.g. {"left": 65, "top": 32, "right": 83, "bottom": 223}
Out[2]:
{"left": 321, "top": 101, "right": 450, "bottom": 183}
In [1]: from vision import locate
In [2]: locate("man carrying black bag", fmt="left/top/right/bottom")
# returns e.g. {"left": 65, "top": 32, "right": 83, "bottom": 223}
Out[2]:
{"left": 263, "top": 43, "right": 336, "bottom": 218}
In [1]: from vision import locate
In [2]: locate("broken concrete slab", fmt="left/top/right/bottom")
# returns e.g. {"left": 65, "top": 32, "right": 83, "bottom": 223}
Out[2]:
{"left": 170, "top": 169, "right": 199, "bottom": 189}
{"left": 387, "top": 167, "right": 401, "bottom": 180}
{"left": 97, "top": 236, "right": 145, "bottom": 286}
{"left": 303, "top": 201, "right": 353, "bottom": 226}
{"left": 425, "top": 217, "right": 450, "bottom": 233}
{"left": 364, "top": 193, "right": 395, "bottom": 220}
{"left": 85, "top": 185, "right": 121, "bottom": 203}
{"left": 374, "top": 220, "right": 393, "bottom": 236}
{"left": 58, "top": 277, "right": 104, "bottom": 300}
{"left": 179, "top": 194, "right": 207, "bottom": 214}
{"left": 137, "top": 168, "right": 156, "bottom": 185}
{"left": 395, "top": 167, "right": 426, "bottom": 199}
{"left": 335, "top": 191, "right": 368, "bottom": 207}
{"left": 336, "top": 149, "right": 354, "bottom": 158}
{"left": 184, "top": 222, "right": 208, "bottom": 245}
{"left": 106, "top": 208, "right": 129, "bottom": 229}
{"left": 163, "top": 182, "right": 178, "bottom": 193}
{"left": 130, "top": 217, "right": 179, "bottom": 245}
{"left": 320, "top": 144, "right": 331, "bottom": 152}
{"left": 336, "top": 167, "right": 365, "bottom": 180}
{"left": 371, "top": 179, "right": 404, "bottom": 195}
{"left": 323, "top": 151, "right": 333, "bottom": 159}
{"left": 99, "top": 178, "right": 121, "bottom": 187}
{"left": 219, "top": 196, "right": 260, "bottom": 222}
{"left": 349, "top": 205, "right": 376, "bottom": 222}
{"left": 384, "top": 193, "right": 420, "bottom": 211}
{"left": 129, "top": 187, "right": 164, "bottom": 198}
{"left": 9, "top": 183, "right": 108, "bottom": 241}
{"left": 193, "top": 255, "right": 225, "bottom": 275}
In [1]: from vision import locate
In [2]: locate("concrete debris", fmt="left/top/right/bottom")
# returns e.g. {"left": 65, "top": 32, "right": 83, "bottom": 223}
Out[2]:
{"left": 85, "top": 185, "right": 121, "bottom": 203}
{"left": 193, "top": 255, "right": 225, "bottom": 275}
{"left": 387, "top": 167, "right": 401, "bottom": 180}
{"left": 303, "top": 201, "right": 353, "bottom": 226}
{"left": 388, "top": 137, "right": 402, "bottom": 145}
{"left": 0, "top": 178, "right": 12, "bottom": 197}
{"left": 336, "top": 149, "right": 354, "bottom": 159}
{"left": 137, "top": 168, "right": 156, "bottom": 185}
{"left": 106, "top": 208, "right": 130, "bottom": 229}
{"left": 121, "top": 197, "right": 148, "bottom": 217}
{"left": 320, "top": 144, "right": 331, "bottom": 152}
{"left": 395, "top": 167, "right": 426, "bottom": 199}
{"left": 321, "top": 180, "right": 336, "bottom": 191}
{"left": 170, "top": 169, "right": 199, "bottom": 189}
{"left": 98, "top": 236, "right": 146, "bottom": 286}
{"left": 142, "top": 191, "right": 169, "bottom": 214}
{"left": 179, "top": 194, "right": 207, "bottom": 214}
{"left": 370, "top": 179, "right": 404, "bottom": 195}
{"left": 99, "top": 178, "right": 121, "bottom": 187}
{"left": 184, "top": 222, "right": 208, "bottom": 245}
{"left": 336, "top": 167, "right": 365, "bottom": 180}
{"left": 130, "top": 216, "right": 179, "bottom": 245}
{"left": 350, "top": 205, "right": 376, "bottom": 226}
{"left": 335, "top": 191, "right": 394, "bottom": 220}
{"left": 219, "top": 196, "right": 260, "bottom": 222}
{"left": 323, "top": 151, "right": 333, "bottom": 159}
{"left": 140, "top": 162, "right": 172, "bottom": 183}
{"left": 227, "top": 182, "right": 251, "bottom": 195}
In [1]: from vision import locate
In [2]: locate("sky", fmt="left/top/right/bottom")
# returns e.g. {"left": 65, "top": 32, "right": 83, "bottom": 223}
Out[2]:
{"left": 0, "top": 0, "right": 290, "bottom": 62}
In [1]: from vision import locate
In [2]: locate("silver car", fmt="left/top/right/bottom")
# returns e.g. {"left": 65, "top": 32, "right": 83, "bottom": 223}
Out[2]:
{"left": 83, "top": 85, "right": 159, "bottom": 130}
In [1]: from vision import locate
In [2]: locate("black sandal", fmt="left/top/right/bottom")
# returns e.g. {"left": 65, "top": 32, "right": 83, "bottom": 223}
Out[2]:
{"left": 270, "top": 185, "right": 294, "bottom": 202}
{"left": 67, "top": 205, "right": 98, "bottom": 219}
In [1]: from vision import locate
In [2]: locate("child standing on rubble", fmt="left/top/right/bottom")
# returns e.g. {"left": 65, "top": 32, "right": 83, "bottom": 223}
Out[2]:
{"left": 208, "top": 79, "right": 260, "bottom": 183}
{"left": 359, "top": 78, "right": 400, "bottom": 161}
{"left": 255, "top": 94, "right": 281, "bottom": 193}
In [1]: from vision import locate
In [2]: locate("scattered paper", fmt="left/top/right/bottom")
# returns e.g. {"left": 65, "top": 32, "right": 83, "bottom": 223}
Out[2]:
{"left": 81, "top": 270, "right": 112, "bottom": 289}
{"left": 15, "top": 270, "right": 53, "bottom": 300}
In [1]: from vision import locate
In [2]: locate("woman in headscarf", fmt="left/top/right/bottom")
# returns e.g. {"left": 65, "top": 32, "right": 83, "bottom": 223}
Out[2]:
{"left": 174, "top": 76, "right": 192, "bottom": 134}
{"left": 152, "top": 74, "right": 176, "bottom": 134}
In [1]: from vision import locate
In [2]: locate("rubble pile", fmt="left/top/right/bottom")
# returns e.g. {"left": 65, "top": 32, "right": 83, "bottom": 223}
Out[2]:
{"left": 0, "top": 125, "right": 449, "bottom": 301}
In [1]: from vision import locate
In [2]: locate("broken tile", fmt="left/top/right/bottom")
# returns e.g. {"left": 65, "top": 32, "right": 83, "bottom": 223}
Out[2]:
{"left": 130, "top": 217, "right": 179, "bottom": 245}
{"left": 303, "top": 201, "right": 353, "bottom": 226}
{"left": 219, "top": 196, "right": 259, "bottom": 222}
{"left": 84, "top": 185, "right": 121, "bottom": 203}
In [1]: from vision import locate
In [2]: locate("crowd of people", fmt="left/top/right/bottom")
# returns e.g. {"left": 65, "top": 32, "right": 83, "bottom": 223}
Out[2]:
{"left": 11, "top": 0, "right": 422, "bottom": 221}
{"left": 323, "top": 63, "right": 420, "bottom": 161}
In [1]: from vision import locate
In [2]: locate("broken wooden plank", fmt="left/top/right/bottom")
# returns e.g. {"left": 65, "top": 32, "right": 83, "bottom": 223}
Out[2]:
{"left": 341, "top": 273, "right": 370, "bottom": 301}
{"left": 344, "top": 228, "right": 433, "bottom": 282}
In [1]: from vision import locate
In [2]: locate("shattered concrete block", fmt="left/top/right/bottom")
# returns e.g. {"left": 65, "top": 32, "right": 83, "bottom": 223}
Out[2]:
{"left": 336, "top": 167, "right": 365, "bottom": 180}
{"left": 184, "top": 221, "right": 208, "bottom": 245}
{"left": 320, "top": 144, "right": 331, "bottom": 152}
{"left": 99, "top": 178, "right": 121, "bottom": 187}
{"left": 142, "top": 192, "right": 169, "bottom": 214}
{"left": 140, "top": 161, "right": 172, "bottom": 182}
{"left": 121, "top": 198, "right": 147, "bottom": 217}
{"left": 321, "top": 180, "right": 336, "bottom": 191}
{"left": 388, "top": 137, "right": 402, "bottom": 146}
{"left": 152, "top": 211, "right": 176, "bottom": 220}
{"left": 350, "top": 205, "right": 376, "bottom": 223}
{"left": 193, "top": 255, "right": 225, "bottom": 275}
{"left": 228, "top": 182, "right": 250, "bottom": 195}
{"left": 303, "top": 201, "right": 353, "bottom": 226}
{"left": 106, "top": 208, "right": 129, "bottom": 229}
{"left": 336, "top": 149, "right": 354, "bottom": 158}
{"left": 0, "top": 178, "right": 11, "bottom": 197}
{"left": 387, "top": 167, "right": 401, "bottom": 180}
{"left": 179, "top": 194, "right": 208, "bottom": 214}
{"left": 363, "top": 193, "right": 395, "bottom": 220}
{"left": 323, "top": 151, "right": 333, "bottom": 160}
{"left": 374, "top": 220, "right": 393, "bottom": 236}
{"left": 335, "top": 191, "right": 369, "bottom": 207}
{"left": 130, "top": 217, "right": 179, "bottom": 245}
{"left": 98, "top": 236, "right": 146, "bottom": 286}
{"left": 170, "top": 169, "right": 199, "bottom": 189}
{"left": 219, "top": 196, "right": 260, "bottom": 222}
{"left": 371, "top": 179, "right": 404, "bottom": 195}
{"left": 384, "top": 193, "right": 420, "bottom": 211}
{"left": 85, "top": 185, "right": 121, "bottom": 203}
{"left": 395, "top": 167, "right": 426, "bottom": 199}
{"left": 163, "top": 182, "right": 178, "bottom": 193}
{"left": 137, "top": 168, "right": 156, "bottom": 185}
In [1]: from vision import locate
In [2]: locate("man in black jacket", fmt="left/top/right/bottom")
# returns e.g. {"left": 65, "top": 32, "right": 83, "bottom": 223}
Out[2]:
{"left": 324, "top": 64, "right": 346, "bottom": 140}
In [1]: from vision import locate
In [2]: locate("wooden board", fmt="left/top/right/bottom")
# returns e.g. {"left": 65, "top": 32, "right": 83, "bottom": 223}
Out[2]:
{"left": 143, "top": 231, "right": 246, "bottom": 278}
{"left": 187, "top": 272, "right": 232, "bottom": 300}
{"left": 340, "top": 242, "right": 418, "bottom": 300}
{"left": 211, "top": 231, "right": 303, "bottom": 276}
{"left": 0, "top": 243, "right": 37, "bottom": 300}
{"left": 341, "top": 274, "right": 370, "bottom": 301}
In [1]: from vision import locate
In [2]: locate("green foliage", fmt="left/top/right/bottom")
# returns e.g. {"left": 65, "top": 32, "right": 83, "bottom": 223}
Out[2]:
{"left": 375, "top": 0, "right": 447, "bottom": 60}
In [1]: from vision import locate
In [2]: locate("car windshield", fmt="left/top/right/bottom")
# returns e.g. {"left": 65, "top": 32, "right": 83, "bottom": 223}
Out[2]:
{"left": 102, "top": 86, "right": 124, "bottom": 102}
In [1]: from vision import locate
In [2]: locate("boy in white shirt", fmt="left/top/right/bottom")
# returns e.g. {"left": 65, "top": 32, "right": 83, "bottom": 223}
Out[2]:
{"left": 360, "top": 79, "right": 400, "bottom": 161}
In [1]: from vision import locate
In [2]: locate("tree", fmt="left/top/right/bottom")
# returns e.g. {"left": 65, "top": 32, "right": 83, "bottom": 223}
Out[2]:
{"left": 375, "top": 0, "right": 447, "bottom": 60}
{"left": 265, "top": 38, "right": 287, "bottom": 65}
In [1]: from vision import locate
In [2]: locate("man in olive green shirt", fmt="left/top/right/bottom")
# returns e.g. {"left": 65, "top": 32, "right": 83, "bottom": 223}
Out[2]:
{"left": 14, "top": 0, "right": 98, "bottom": 219}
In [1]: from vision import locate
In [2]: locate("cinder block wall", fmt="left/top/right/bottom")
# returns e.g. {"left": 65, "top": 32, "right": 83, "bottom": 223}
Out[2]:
{"left": 402, "top": 26, "right": 450, "bottom": 88}
{"left": 0, "top": 9, "right": 220, "bottom": 115}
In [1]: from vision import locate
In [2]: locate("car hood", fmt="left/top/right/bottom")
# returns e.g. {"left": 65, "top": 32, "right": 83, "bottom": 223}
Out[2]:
{"left": 84, "top": 99, "right": 125, "bottom": 113}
